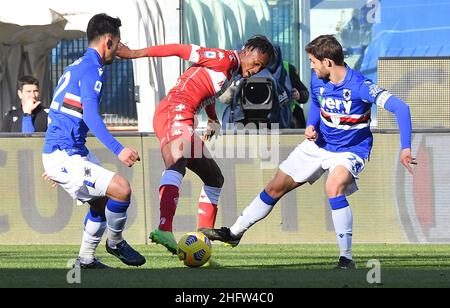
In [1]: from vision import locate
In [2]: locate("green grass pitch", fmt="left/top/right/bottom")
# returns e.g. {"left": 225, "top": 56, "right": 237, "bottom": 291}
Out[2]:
{"left": 0, "top": 244, "right": 449, "bottom": 288}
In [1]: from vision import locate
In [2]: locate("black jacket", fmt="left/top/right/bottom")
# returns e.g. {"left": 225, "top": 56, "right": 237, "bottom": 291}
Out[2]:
{"left": 1, "top": 105, "right": 48, "bottom": 133}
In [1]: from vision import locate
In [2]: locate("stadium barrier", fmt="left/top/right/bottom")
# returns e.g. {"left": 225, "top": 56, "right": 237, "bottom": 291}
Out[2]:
{"left": 0, "top": 131, "right": 449, "bottom": 244}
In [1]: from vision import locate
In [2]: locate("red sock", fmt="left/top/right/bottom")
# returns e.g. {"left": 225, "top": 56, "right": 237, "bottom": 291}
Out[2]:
{"left": 159, "top": 185, "right": 179, "bottom": 232}
{"left": 197, "top": 202, "right": 218, "bottom": 229}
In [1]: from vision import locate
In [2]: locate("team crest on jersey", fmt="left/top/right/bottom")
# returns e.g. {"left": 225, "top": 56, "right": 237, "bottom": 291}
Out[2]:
{"left": 331, "top": 115, "right": 341, "bottom": 126}
{"left": 343, "top": 89, "right": 352, "bottom": 101}
{"left": 204, "top": 51, "right": 217, "bottom": 59}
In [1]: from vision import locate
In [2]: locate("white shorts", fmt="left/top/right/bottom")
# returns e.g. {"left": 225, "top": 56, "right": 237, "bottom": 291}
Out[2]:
{"left": 279, "top": 140, "right": 366, "bottom": 196}
{"left": 42, "top": 150, "right": 115, "bottom": 202}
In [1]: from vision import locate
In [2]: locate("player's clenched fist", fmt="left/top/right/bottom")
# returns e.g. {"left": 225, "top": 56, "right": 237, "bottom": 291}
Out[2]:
{"left": 118, "top": 147, "right": 141, "bottom": 167}
{"left": 305, "top": 125, "right": 318, "bottom": 141}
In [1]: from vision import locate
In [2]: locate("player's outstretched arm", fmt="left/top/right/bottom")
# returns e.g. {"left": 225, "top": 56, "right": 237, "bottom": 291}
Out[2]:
{"left": 117, "top": 43, "right": 192, "bottom": 61}
{"left": 116, "top": 43, "right": 148, "bottom": 59}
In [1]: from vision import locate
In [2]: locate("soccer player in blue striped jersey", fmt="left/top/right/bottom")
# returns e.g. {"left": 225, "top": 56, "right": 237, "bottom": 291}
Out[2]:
{"left": 42, "top": 13, "right": 145, "bottom": 268}
{"left": 202, "top": 35, "right": 417, "bottom": 269}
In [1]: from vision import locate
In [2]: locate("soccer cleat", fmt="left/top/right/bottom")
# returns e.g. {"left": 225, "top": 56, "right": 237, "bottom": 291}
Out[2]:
{"left": 198, "top": 227, "right": 241, "bottom": 247}
{"left": 105, "top": 239, "right": 146, "bottom": 267}
{"left": 73, "top": 257, "right": 111, "bottom": 269}
{"left": 149, "top": 229, "right": 177, "bottom": 255}
{"left": 335, "top": 256, "right": 356, "bottom": 270}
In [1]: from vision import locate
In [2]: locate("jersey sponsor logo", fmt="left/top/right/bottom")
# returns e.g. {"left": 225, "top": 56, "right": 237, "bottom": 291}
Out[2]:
{"left": 204, "top": 51, "right": 217, "bottom": 59}
{"left": 321, "top": 97, "right": 353, "bottom": 114}
{"left": 94, "top": 81, "right": 102, "bottom": 93}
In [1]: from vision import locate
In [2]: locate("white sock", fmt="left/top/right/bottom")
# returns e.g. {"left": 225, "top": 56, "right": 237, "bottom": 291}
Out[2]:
{"left": 105, "top": 208, "right": 127, "bottom": 249}
{"left": 78, "top": 219, "right": 106, "bottom": 264}
{"left": 331, "top": 206, "right": 353, "bottom": 260}
{"left": 230, "top": 191, "right": 276, "bottom": 238}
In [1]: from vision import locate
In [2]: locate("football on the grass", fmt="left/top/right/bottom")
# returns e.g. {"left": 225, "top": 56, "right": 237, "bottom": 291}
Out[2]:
{"left": 177, "top": 232, "right": 212, "bottom": 267}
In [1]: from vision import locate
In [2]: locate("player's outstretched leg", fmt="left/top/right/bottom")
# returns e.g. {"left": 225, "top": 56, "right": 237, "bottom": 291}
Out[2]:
{"left": 202, "top": 170, "right": 300, "bottom": 247}
{"left": 199, "top": 227, "right": 241, "bottom": 247}
{"left": 201, "top": 190, "right": 278, "bottom": 247}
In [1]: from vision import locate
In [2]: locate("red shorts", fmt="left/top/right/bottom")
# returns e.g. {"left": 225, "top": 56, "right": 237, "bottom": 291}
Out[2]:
{"left": 153, "top": 99, "right": 203, "bottom": 156}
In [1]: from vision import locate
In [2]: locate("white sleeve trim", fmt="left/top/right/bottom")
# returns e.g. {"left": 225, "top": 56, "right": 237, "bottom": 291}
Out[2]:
{"left": 189, "top": 45, "right": 201, "bottom": 63}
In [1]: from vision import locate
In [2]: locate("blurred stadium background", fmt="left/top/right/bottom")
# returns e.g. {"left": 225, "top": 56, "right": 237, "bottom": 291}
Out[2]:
{"left": 1, "top": 0, "right": 450, "bottom": 288}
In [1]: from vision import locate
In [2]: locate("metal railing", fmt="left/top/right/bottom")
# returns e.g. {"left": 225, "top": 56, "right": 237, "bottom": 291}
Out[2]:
{"left": 49, "top": 37, "right": 138, "bottom": 127}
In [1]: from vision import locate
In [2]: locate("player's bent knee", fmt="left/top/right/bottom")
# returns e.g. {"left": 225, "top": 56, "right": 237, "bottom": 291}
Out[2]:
{"left": 108, "top": 175, "right": 132, "bottom": 201}
{"left": 264, "top": 183, "right": 285, "bottom": 200}
{"left": 325, "top": 180, "right": 344, "bottom": 198}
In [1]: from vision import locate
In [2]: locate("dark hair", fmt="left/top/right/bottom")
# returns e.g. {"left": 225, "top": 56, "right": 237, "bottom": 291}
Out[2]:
{"left": 17, "top": 75, "right": 39, "bottom": 91}
{"left": 305, "top": 35, "right": 344, "bottom": 65}
{"left": 86, "top": 13, "right": 122, "bottom": 43}
{"left": 244, "top": 35, "right": 275, "bottom": 64}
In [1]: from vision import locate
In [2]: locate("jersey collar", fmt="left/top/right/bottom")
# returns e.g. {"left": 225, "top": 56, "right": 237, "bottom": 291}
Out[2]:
{"left": 86, "top": 48, "right": 103, "bottom": 67}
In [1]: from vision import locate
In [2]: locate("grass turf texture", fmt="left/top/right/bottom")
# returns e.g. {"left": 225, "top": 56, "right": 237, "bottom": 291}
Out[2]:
{"left": 0, "top": 244, "right": 449, "bottom": 288}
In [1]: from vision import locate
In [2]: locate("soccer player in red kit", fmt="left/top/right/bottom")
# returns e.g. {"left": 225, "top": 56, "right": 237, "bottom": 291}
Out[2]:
{"left": 117, "top": 36, "right": 275, "bottom": 254}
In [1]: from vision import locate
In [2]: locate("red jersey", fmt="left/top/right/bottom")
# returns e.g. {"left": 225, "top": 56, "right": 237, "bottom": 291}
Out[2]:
{"left": 147, "top": 44, "right": 240, "bottom": 113}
